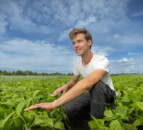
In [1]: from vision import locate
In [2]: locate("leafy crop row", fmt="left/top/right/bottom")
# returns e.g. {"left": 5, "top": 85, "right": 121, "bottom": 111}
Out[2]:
{"left": 0, "top": 76, "right": 71, "bottom": 130}
{"left": 0, "top": 75, "right": 143, "bottom": 130}
{"left": 89, "top": 75, "right": 143, "bottom": 130}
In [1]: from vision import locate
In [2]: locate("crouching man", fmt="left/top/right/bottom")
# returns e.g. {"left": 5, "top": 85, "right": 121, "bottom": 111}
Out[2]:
{"left": 25, "top": 28, "right": 116, "bottom": 130}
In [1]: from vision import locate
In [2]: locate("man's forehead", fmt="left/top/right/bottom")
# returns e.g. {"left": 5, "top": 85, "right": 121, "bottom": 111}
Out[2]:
{"left": 72, "top": 33, "right": 85, "bottom": 41}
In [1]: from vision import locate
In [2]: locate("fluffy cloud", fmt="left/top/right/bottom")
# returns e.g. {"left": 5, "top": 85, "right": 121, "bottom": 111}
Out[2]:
{"left": 117, "top": 58, "right": 134, "bottom": 66}
{"left": 0, "top": 0, "right": 143, "bottom": 74}
{"left": 92, "top": 45, "right": 116, "bottom": 56}
{"left": 0, "top": 39, "right": 77, "bottom": 73}
{"left": 128, "top": 52, "right": 138, "bottom": 56}
{"left": 0, "top": 0, "right": 130, "bottom": 34}
{"left": 110, "top": 55, "right": 143, "bottom": 74}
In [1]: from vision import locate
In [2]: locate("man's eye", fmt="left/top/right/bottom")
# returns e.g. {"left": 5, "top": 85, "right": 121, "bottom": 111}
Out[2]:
{"left": 78, "top": 40, "right": 82, "bottom": 43}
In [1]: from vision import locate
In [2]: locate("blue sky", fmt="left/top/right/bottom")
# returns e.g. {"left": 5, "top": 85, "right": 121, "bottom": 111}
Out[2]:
{"left": 0, "top": 0, "right": 143, "bottom": 74}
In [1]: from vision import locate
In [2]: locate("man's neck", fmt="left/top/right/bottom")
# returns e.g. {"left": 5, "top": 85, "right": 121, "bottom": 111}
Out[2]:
{"left": 81, "top": 51, "right": 93, "bottom": 66}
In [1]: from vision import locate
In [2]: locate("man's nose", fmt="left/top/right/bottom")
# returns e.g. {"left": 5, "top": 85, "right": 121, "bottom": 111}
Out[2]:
{"left": 74, "top": 42, "right": 78, "bottom": 48}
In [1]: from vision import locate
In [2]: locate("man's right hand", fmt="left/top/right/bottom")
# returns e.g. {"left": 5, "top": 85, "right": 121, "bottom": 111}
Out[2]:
{"left": 53, "top": 84, "right": 68, "bottom": 96}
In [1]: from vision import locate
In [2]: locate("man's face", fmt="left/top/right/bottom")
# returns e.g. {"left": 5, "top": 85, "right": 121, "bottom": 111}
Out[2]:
{"left": 72, "top": 33, "right": 92, "bottom": 56}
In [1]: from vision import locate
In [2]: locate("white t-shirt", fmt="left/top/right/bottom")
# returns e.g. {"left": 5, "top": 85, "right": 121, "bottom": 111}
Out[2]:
{"left": 73, "top": 54, "right": 115, "bottom": 91}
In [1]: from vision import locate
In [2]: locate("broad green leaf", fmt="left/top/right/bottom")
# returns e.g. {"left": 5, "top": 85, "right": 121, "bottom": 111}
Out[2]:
{"left": 123, "top": 90, "right": 128, "bottom": 95}
{"left": 91, "top": 115, "right": 100, "bottom": 127}
{"left": 128, "top": 107, "right": 134, "bottom": 114}
{"left": 115, "top": 106, "right": 128, "bottom": 116}
{"left": 103, "top": 116, "right": 113, "bottom": 121}
{"left": 32, "top": 113, "right": 53, "bottom": 127}
{"left": 33, "top": 116, "right": 45, "bottom": 126}
{"left": 132, "top": 102, "right": 143, "bottom": 111}
{"left": 110, "top": 120, "right": 121, "bottom": 130}
{"left": 104, "top": 110, "right": 113, "bottom": 117}
{"left": 25, "top": 97, "right": 32, "bottom": 107}
{"left": 88, "top": 120, "right": 97, "bottom": 129}
{"left": 33, "top": 90, "right": 40, "bottom": 98}
{"left": 54, "top": 121, "right": 65, "bottom": 130}
{"left": 16, "top": 101, "right": 25, "bottom": 116}
{"left": 133, "top": 119, "right": 141, "bottom": 126}
{"left": 98, "top": 127, "right": 110, "bottom": 130}
{"left": 23, "top": 111, "right": 35, "bottom": 124}
{"left": 89, "top": 115, "right": 104, "bottom": 128}
{"left": 1, "top": 112, "right": 15, "bottom": 129}
{"left": 3, "top": 117, "right": 23, "bottom": 130}
{"left": 121, "top": 95, "right": 131, "bottom": 102}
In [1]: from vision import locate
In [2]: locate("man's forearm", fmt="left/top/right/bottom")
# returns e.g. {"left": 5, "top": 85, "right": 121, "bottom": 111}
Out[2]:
{"left": 53, "top": 78, "right": 90, "bottom": 108}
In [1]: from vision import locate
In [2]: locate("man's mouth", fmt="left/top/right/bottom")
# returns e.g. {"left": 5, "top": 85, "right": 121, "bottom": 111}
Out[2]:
{"left": 76, "top": 48, "right": 81, "bottom": 53}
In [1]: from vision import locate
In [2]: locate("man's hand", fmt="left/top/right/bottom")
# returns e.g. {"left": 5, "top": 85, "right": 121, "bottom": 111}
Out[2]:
{"left": 24, "top": 102, "right": 56, "bottom": 112}
{"left": 53, "top": 84, "right": 68, "bottom": 96}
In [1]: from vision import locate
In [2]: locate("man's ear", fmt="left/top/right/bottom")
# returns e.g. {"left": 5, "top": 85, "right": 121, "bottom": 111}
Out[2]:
{"left": 88, "top": 40, "right": 92, "bottom": 46}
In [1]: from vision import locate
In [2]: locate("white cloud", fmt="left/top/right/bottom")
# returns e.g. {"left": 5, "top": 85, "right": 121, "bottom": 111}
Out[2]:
{"left": 119, "top": 34, "right": 143, "bottom": 45}
{"left": 113, "top": 34, "right": 120, "bottom": 38}
{"left": 0, "top": 14, "right": 8, "bottom": 34}
{"left": 128, "top": 52, "right": 138, "bottom": 56}
{"left": 75, "top": 17, "right": 96, "bottom": 28}
{"left": 0, "top": 0, "right": 130, "bottom": 35}
{"left": 110, "top": 56, "right": 143, "bottom": 74}
{"left": 0, "top": 38, "right": 77, "bottom": 73}
{"left": 117, "top": 58, "right": 134, "bottom": 65}
{"left": 0, "top": 0, "right": 143, "bottom": 74}
{"left": 92, "top": 45, "right": 116, "bottom": 56}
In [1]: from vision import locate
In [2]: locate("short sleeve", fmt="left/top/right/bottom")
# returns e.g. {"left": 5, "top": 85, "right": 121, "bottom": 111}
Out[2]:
{"left": 73, "top": 61, "right": 80, "bottom": 76}
{"left": 95, "top": 57, "right": 110, "bottom": 73}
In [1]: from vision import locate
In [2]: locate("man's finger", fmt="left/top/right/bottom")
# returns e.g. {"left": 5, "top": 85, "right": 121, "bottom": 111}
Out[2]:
{"left": 53, "top": 91, "right": 57, "bottom": 96}
{"left": 24, "top": 104, "right": 39, "bottom": 111}
{"left": 53, "top": 90, "right": 60, "bottom": 96}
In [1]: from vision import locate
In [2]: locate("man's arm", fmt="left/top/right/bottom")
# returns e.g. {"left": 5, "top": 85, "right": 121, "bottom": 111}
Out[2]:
{"left": 53, "top": 75, "right": 80, "bottom": 96}
{"left": 24, "top": 69, "right": 105, "bottom": 112}
{"left": 53, "top": 69, "right": 105, "bottom": 107}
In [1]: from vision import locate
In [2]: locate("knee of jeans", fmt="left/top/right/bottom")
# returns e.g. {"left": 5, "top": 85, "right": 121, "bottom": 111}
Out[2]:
{"left": 64, "top": 102, "right": 79, "bottom": 117}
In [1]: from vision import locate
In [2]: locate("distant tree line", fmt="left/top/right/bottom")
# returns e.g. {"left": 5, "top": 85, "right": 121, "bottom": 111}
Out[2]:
{"left": 0, "top": 70, "right": 73, "bottom": 76}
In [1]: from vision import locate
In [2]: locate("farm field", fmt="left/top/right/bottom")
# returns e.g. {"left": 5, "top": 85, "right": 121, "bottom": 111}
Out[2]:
{"left": 0, "top": 75, "right": 143, "bottom": 130}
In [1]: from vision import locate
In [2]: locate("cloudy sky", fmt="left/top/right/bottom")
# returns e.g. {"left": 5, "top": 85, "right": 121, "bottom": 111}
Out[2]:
{"left": 0, "top": 0, "right": 143, "bottom": 74}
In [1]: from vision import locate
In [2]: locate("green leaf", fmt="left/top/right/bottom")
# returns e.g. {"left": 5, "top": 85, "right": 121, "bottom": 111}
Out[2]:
{"left": 115, "top": 106, "right": 128, "bottom": 116}
{"left": 25, "top": 97, "right": 32, "bottom": 107}
{"left": 3, "top": 117, "right": 23, "bottom": 130}
{"left": 128, "top": 107, "right": 134, "bottom": 115}
{"left": 23, "top": 111, "right": 35, "bottom": 124}
{"left": 132, "top": 102, "right": 143, "bottom": 111}
{"left": 32, "top": 113, "right": 53, "bottom": 127}
{"left": 33, "top": 90, "right": 40, "bottom": 98}
{"left": 133, "top": 119, "right": 141, "bottom": 126}
{"left": 121, "top": 95, "right": 131, "bottom": 102}
{"left": 1, "top": 112, "right": 15, "bottom": 129}
{"left": 88, "top": 120, "right": 97, "bottom": 129}
{"left": 54, "top": 121, "right": 65, "bottom": 130}
{"left": 104, "top": 110, "right": 113, "bottom": 117}
{"left": 98, "top": 127, "right": 110, "bottom": 130}
{"left": 16, "top": 101, "right": 25, "bottom": 116}
{"left": 110, "top": 120, "right": 121, "bottom": 130}
{"left": 89, "top": 115, "right": 104, "bottom": 128}
{"left": 33, "top": 116, "right": 45, "bottom": 126}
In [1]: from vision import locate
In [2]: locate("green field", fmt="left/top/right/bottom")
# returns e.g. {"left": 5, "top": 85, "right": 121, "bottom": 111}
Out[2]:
{"left": 0, "top": 75, "right": 143, "bottom": 130}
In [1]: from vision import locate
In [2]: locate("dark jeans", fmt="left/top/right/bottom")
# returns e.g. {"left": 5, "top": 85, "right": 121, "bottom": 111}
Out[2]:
{"left": 64, "top": 80, "right": 116, "bottom": 130}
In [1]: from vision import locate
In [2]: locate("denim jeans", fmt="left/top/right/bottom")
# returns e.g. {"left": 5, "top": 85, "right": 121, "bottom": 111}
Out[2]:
{"left": 64, "top": 80, "right": 116, "bottom": 130}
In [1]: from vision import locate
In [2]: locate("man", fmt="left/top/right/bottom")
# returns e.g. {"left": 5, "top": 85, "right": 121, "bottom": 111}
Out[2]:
{"left": 25, "top": 28, "right": 116, "bottom": 129}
